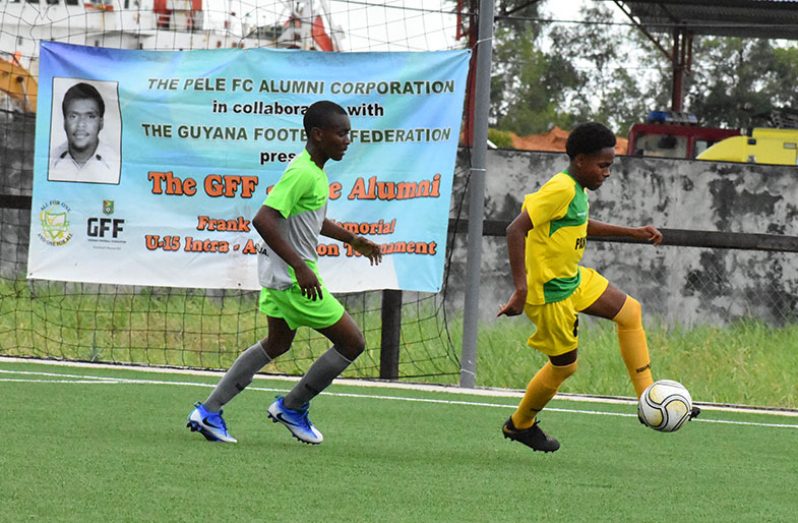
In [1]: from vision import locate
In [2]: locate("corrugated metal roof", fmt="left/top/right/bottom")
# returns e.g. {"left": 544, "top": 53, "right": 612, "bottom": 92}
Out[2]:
{"left": 621, "top": 0, "right": 798, "bottom": 39}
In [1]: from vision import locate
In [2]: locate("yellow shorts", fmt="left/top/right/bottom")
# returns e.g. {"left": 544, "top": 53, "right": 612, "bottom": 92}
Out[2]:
{"left": 524, "top": 267, "right": 609, "bottom": 356}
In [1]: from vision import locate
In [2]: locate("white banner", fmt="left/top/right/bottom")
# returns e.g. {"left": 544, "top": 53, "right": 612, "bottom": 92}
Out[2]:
{"left": 28, "top": 42, "right": 469, "bottom": 292}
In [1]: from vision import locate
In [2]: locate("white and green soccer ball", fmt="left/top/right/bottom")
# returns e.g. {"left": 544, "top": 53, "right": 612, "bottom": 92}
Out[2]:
{"left": 638, "top": 379, "right": 693, "bottom": 432}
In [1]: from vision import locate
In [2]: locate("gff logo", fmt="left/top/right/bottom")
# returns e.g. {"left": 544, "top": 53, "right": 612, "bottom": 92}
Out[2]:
{"left": 87, "top": 217, "right": 125, "bottom": 238}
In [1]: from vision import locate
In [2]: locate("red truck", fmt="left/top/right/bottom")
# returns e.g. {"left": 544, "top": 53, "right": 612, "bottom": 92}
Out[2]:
{"left": 627, "top": 111, "right": 741, "bottom": 159}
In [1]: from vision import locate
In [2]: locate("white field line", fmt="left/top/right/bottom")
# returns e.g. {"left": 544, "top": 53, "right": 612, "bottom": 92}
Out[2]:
{"left": 0, "top": 369, "right": 121, "bottom": 380}
{"left": 2, "top": 356, "right": 798, "bottom": 417}
{"left": 1, "top": 366, "right": 797, "bottom": 430}
{"left": 4, "top": 356, "right": 798, "bottom": 418}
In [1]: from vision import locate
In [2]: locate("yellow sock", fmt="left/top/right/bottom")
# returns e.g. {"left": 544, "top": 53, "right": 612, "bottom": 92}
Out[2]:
{"left": 614, "top": 296, "right": 654, "bottom": 398}
{"left": 511, "top": 360, "right": 578, "bottom": 430}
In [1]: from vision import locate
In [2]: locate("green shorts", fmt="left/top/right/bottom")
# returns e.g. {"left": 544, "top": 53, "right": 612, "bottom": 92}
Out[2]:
{"left": 258, "top": 282, "right": 345, "bottom": 331}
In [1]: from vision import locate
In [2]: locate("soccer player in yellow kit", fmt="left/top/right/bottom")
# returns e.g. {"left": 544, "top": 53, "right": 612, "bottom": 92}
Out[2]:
{"left": 497, "top": 122, "right": 698, "bottom": 453}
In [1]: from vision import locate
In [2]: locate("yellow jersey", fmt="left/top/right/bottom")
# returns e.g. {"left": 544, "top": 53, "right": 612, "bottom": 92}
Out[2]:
{"left": 522, "top": 171, "right": 588, "bottom": 304}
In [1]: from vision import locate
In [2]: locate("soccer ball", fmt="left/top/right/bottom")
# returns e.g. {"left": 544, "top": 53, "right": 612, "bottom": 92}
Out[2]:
{"left": 638, "top": 379, "right": 692, "bottom": 432}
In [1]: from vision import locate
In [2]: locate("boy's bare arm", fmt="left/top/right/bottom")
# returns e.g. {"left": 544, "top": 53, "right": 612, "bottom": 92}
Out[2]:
{"left": 253, "top": 205, "right": 323, "bottom": 300}
{"left": 321, "top": 219, "right": 382, "bottom": 265}
{"left": 587, "top": 219, "right": 663, "bottom": 245}
{"left": 498, "top": 210, "right": 533, "bottom": 317}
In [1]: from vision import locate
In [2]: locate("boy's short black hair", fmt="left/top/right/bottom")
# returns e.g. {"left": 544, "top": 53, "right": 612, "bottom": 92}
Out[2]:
{"left": 62, "top": 82, "right": 105, "bottom": 117}
{"left": 565, "top": 122, "right": 616, "bottom": 159}
{"left": 303, "top": 100, "right": 347, "bottom": 135}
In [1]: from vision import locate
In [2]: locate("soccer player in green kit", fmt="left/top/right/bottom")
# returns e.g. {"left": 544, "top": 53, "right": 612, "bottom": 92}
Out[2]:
{"left": 497, "top": 122, "right": 698, "bottom": 453}
{"left": 188, "top": 100, "right": 382, "bottom": 444}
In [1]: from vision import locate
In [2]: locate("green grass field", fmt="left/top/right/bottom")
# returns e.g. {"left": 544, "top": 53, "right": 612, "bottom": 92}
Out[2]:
{"left": 4, "top": 278, "right": 797, "bottom": 409}
{"left": 2, "top": 359, "right": 796, "bottom": 522}
{"left": 471, "top": 316, "right": 798, "bottom": 409}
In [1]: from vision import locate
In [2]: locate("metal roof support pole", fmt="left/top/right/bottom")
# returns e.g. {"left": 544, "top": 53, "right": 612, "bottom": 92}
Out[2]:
{"left": 671, "top": 27, "right": 684, "bottom": 111}
{"left": 462, "top": 0, "right": 478, "bottom": 146}
{"left": 459, "top": 0, "right": 496, "bottom": 388}
{"left": 671, "top": 28, "right": 692, "bottom": 112}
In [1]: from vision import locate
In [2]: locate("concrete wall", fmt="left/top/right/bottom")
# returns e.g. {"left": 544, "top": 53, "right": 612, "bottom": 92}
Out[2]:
{"left": 447, "top": 149, "right": 798, "bottom": 327}
{"left": 3, "top": 114, "right": 798, "bottom": 326}
{"left": 0, "top": 111, "right": 34, "bottom": 279}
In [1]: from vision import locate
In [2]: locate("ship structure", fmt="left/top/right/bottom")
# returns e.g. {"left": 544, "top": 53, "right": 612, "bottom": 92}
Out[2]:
{"left": 0, "top": 0, "right": 343, "bottom": 112}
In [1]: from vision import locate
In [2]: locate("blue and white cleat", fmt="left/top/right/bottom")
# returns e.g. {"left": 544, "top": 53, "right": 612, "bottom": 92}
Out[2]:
{"left": 267, "top": 396, "right": 324, "bottom": 445}
{"left": 187, "top": 402, "right": 237, "bottom": 443}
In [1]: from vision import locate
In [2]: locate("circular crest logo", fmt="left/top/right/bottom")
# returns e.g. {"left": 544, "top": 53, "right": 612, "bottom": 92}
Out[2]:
{"left": 38, "top": 200, "right": 73, "bottom": 246}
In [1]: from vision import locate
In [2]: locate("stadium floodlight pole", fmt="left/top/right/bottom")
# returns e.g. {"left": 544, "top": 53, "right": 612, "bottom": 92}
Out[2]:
{"left": 460, "top": 0, "right": 496, "bottom": 388}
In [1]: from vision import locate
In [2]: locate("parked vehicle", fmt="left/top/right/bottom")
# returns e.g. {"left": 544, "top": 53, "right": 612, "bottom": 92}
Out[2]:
{"left": 697, "top": 128, "right": 798, "bottom": 166}
{"left": 627, "top": 111, "right": 741, "bottom": 160}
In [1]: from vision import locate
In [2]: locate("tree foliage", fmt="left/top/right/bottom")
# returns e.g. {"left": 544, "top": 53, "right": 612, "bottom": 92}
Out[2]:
{"left": 545, "top": 3, "right": 652, "bottom": 134}
{"left": 683, "top": 38, "right": 798, "bottom": 128}
{"left": 491, "top": 1, "right": 653, "bottom": 136}
{"left": 490, "top": 1, "right": 571, "bottom": 135}
{"left": 489, "top": 0, "right": 798, "bottom": 138}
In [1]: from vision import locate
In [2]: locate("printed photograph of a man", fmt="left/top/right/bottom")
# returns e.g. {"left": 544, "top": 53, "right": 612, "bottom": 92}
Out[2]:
{"left": 49, "top": 79, "right": 122, "bottom": 184}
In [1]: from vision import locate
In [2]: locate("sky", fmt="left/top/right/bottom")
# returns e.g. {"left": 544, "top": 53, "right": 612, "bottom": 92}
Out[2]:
{"left": 300, "top": 0, "right": 622, "bottom": 53}
{"left": 227, "top": 1, "right": 638, "bottom": 54}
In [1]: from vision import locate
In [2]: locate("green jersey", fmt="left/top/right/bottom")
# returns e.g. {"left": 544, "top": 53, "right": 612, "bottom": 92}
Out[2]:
{"left": 257, "top": 149, "right": 329, "bottom": 290}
